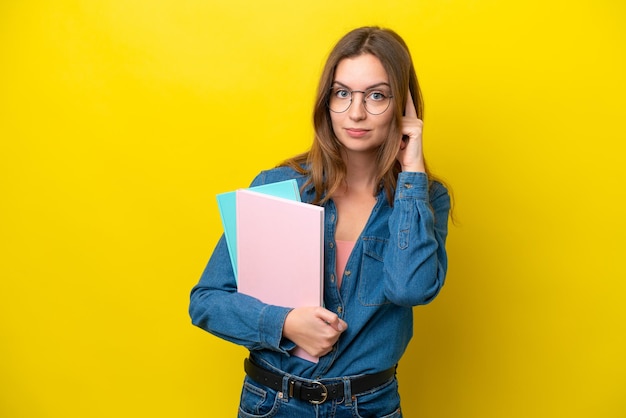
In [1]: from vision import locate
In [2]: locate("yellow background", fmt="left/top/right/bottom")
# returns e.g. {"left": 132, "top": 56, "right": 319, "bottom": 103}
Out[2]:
{"left": 1, "top": 1, "right": 625, "bottom": 417}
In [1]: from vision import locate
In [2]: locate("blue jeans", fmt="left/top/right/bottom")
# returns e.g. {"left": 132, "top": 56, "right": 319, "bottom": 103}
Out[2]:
{"left": 237, "top": 375, "right": 402, "bottom": 418}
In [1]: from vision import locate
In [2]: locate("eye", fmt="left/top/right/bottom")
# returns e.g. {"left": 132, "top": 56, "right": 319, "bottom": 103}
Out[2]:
{"left": 367, "top": 91, "right": 388, "bottom": 101}
{"left": 333, "top": 88, "right": 351, "bottom": 99}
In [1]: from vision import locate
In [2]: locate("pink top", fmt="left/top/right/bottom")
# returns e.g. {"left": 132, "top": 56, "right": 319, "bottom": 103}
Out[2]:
{"left": 335, "top": 240, "right": 356, "bottom": 289}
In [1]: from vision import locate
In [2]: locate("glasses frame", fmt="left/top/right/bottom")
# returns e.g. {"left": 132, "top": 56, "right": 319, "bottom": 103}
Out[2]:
{"left": 327, "top": 87, "right": 394, "bottom": 116}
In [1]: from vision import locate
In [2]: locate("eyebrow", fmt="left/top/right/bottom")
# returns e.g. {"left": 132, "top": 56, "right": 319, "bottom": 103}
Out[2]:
{"left": 331, "top": 81, "right": 391, "bottom": 90}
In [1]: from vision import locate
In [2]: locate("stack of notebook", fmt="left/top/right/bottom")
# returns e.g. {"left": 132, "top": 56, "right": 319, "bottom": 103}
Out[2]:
{"left": 216, "top": 180, "right": 324, "bottom": 362}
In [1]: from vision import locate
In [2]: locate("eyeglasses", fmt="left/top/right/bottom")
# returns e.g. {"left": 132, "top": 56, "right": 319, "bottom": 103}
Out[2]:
{"left": 328, "top": 86, "right": 394, "bottom": 115}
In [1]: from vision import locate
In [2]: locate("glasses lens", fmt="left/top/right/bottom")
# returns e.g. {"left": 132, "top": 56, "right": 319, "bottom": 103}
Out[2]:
{"left": 329, "top": 87, "right": 351, "bottom": 113}
{"left": 364, "top": 91, "right": 391, "bottom": 115}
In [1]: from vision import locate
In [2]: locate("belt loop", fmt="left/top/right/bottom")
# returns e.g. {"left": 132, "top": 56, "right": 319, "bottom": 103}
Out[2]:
{"left": 343, "top": 377, "right": 353, "bottom": 406}
{"left": 281, "top": 374, "right": 291, "bottom": 403}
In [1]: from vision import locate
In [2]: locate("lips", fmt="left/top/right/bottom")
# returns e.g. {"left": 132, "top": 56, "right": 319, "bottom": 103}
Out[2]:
{"left": 345, "top": 128, "right": 370, "bottom": 138}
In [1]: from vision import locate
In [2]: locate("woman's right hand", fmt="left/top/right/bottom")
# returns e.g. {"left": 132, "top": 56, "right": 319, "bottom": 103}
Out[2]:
{"left": 283, "top": 306, "right": 348, "bottom": 358}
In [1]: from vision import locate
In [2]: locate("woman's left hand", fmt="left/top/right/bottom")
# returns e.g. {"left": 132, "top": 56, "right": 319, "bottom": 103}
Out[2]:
{"left": 397, "top": 90, "right": 426, "bottom": 172}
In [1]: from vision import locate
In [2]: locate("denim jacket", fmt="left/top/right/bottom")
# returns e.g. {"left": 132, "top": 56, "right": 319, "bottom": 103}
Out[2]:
{"left": 189, "top": 166, "right": 450, "bottom": 379}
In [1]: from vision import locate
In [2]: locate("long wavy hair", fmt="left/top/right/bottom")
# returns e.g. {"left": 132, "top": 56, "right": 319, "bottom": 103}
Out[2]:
{"left": 283, "top": 26, "right": 436, "bottom": 205}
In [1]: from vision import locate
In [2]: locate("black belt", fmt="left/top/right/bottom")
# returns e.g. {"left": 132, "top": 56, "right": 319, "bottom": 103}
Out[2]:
{"left": 244, "top": 358, "right": 396, "bottom": 404}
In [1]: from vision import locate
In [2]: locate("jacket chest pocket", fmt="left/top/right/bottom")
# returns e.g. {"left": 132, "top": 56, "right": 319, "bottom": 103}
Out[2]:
{"left": 357, "top": 237, "right": 390, "bottom": 306}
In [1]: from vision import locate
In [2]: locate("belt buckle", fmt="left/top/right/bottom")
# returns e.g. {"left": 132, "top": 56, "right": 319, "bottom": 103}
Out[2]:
{"left": 308, "top": 381, "right": 328, "bottom": 404}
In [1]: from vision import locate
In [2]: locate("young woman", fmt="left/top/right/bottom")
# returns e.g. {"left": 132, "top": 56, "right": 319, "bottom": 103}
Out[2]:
{"left": 189, "top": 26, "right": 451, "bottom": 418}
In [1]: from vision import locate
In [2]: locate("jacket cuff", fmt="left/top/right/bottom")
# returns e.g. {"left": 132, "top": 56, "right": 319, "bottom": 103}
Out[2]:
{"left": 259, "top": 305, "right": 293, "bottom": 353}
{"left": 395, "top": 172, "right": 429, "bottom": 201}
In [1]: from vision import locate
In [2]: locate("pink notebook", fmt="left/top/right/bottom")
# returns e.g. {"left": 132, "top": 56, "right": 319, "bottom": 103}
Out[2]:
{"left": 236, "top": 189, "right": 324, "bottom": 363}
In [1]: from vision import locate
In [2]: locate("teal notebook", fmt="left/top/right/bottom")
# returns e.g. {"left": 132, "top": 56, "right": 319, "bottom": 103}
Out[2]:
{"left": 216, "top": 179, "right": 301, "bottom": 281}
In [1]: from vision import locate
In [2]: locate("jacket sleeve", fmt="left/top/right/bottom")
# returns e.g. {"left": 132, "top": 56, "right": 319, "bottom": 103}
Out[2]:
{"left": 188, "top": 172, "right": 297, "bottom": 354}
{"left": 383, "top": 171, "right": 451, "bottom": 306}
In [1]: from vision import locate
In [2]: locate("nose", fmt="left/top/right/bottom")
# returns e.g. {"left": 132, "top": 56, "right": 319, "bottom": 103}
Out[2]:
{"left": 348, "top": 92, "right": 367, "bottom": 120}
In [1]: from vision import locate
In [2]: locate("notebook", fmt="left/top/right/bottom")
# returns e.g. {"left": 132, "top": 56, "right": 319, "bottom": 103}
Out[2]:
{"left": 216, "top": 179, "right": 301, "bottom": 280}
{"left": 236, "top": 189, "right": 324, "bottom": 363}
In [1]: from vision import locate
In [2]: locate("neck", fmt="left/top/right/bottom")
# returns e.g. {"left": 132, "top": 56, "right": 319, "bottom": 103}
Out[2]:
{"left": 341, "top": 150, "right": 379, "bottom": 193}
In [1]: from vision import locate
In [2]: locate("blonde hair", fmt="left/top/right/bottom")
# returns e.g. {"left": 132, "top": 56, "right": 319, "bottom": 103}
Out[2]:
{"left": 283, "top": 26, "right": 438, "bottom": 205}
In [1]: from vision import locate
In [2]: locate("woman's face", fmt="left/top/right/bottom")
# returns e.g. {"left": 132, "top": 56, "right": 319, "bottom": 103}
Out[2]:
{"left": 329, "top": 53, "right": 395, "bottom": 155}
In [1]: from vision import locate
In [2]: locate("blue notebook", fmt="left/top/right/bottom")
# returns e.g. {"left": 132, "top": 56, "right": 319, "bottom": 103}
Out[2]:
{"left": 216, "top": 179, "right": 301, "bottom": 281}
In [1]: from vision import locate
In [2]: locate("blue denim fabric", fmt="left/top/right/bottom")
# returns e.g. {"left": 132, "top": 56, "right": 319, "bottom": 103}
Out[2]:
{"left": 189, "top": 167, "right": 450, "bottom": 408}
{"left": 238, "top": 373, "right": 402, "bottom": 418}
